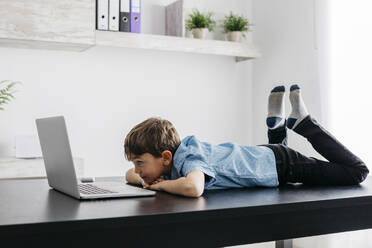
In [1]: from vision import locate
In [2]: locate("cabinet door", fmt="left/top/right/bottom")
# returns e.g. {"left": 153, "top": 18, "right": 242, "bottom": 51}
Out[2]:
{"left": 0, "top": 0, "right": 95, "bottom": 51}
{"left": 0, "top": 157, "right": 85, "bottom": 180}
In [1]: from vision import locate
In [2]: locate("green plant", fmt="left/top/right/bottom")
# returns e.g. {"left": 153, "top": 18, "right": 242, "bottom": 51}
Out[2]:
{"left": 0, "top": 80, "right": 20, "bottom": 111}
{"left": 185, "top": 9, "right": 216, "bottom": 31}
{"left": 222, "top": 12, "right": 252, "bottom": 34}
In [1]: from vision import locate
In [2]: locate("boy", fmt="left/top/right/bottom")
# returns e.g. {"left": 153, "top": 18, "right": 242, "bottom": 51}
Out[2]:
{"left": 124, "top": 85, "right": 369, "bottom": 197}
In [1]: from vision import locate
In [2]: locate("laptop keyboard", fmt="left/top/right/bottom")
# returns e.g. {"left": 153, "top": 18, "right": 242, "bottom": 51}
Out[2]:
{"left": 78, "top": 184, "right": 118, "bottom": 195}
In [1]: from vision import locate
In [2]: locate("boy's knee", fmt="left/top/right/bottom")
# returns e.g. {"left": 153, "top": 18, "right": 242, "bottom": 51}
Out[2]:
{"left": 351, "top": 163, "right": 369, "bottom": 184}
{"left": 359, "top": 164, "right": 369, "bottom": 183}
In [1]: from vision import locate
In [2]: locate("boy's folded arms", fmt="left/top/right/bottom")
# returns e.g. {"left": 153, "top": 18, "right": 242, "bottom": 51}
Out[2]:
{"left": 125, "top": 166, "right": 204, "bottom": 197}
{"left": 144, "top": 170, "right": 205, "bottom": 198}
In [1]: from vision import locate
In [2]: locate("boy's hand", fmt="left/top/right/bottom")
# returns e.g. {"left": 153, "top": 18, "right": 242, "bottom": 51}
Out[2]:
{"left": 139, "top": 178, "right": 150, "bottom": 188}
{"left": 143, "top": 171, "right": 205, "bottom": 197}
{"left": 144, "top": 178, "right": 165, "bottom": 191}
{"left": 152, "top": 178, "right": 164, "bottom": 184}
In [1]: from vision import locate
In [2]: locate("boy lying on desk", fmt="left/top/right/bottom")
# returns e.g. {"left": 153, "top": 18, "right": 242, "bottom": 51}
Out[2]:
{"left": 125, "top": 84, "right": 369, "bottom": 197}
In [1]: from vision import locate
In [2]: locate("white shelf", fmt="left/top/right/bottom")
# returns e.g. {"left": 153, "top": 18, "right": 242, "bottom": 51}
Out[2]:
{"left": 94, "top": 31, "right": 261, "bottom": 62}
{"left": 0, "top": 0, "right": 261, "bottom": 61}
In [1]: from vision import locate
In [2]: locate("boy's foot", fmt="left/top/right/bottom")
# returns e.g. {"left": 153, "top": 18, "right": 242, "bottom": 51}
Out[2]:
{"left": 287, "top": 84, "right": 309, "bottom": 129}
{"left": 266, "top": 85, "right": 286, "bottom": 129}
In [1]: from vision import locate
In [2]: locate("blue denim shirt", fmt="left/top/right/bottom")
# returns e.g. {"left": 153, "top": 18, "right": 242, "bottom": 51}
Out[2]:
{"left": 165, "top": 136, "right": 279, "bottom": 190}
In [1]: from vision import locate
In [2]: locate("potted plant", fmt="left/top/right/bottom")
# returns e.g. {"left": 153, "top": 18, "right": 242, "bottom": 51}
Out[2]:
{"left": 0, "top": 80, "right": 19, "bottom": 111}
{"left": 222, "top": 12, "right": 252, "bottom": 42}
{"left": 185, "top": 9, "right": 216, "bottom": 39}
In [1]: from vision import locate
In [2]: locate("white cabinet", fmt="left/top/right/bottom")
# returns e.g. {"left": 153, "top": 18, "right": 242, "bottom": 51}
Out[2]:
{"left": 0, "top": 0, "right": 260, "bottom": 61}
{"left": 0, "top": 0, "right": 95, "bottom": 51}
{"left": 0, "top": 157, "right": 84, "bottom": 180}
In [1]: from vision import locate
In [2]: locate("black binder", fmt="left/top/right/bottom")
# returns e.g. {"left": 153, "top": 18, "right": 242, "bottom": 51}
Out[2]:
{"left": 119, "top": 0, "right": 130, "bottom": 32}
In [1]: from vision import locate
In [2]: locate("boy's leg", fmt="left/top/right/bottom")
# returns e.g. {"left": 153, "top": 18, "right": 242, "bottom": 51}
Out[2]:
{"left": 285, "top": 84, "right": 369, "bottom": 185}
{"left": 266, "top": 85, "right": 287, "bottom": 145}
{"left": 292, "top": 115, "right": 369, "bottom": 185}
{"left": 268, "top": 123, "right": 287, "bottom": 145}
{"left": 286, "top": 84, "right": 309, "bottom": 130}
{"left": 264, "top": 85, "right": 289, "bottom": 185}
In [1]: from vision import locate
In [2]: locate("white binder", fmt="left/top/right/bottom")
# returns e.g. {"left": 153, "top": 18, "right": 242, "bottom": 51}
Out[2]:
{"left": 109, "top": 0, "right": 120, "bottom": 31}
{"left": 97, "top": 0, "right": 109, "bottom": 30}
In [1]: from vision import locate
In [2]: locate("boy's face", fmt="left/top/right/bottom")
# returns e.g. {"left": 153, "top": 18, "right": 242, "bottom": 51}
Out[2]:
{"left": 131, "top": 152, "right": 171, "bottom": 185}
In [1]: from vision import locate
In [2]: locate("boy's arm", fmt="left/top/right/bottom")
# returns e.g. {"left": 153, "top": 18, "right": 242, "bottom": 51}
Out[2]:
{"left": 125, "top": 168, "right": 147, "bottom": 187}
{"left": 146, "top": 170, "right": 205, "bottom": 197}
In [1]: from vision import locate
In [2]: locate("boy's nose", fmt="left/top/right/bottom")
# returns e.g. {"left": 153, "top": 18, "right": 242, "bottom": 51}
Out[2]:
{"left": 134, "top": 167, "right": 140, "bottom": 174}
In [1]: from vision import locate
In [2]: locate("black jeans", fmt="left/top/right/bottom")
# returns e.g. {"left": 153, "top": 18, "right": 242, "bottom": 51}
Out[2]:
{"left": 261, "top": 115, "right": 369, "bottom": 186}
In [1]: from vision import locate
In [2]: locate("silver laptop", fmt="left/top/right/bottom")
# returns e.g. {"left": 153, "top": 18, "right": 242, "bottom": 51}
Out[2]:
{"left": 35, "top": 116, "right": 155, "bottom": 199}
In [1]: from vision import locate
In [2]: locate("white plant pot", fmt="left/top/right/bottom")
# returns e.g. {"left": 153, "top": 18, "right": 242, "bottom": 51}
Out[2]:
{"left": 227, "top": 31, "right": 243, "bottom": 42}
{"left": 192, "top": 28, "right": 209, "bottom": 39}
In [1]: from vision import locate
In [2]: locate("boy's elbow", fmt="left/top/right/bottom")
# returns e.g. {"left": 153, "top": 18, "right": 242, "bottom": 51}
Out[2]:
{"left": 125, "top": 168, "right": 132, "bottom": 181}
{"left": 125, "top": 168, "right": 140, "bottom": 185}
{"left": 184, "top": 183, "right": 204, "bottom": 198}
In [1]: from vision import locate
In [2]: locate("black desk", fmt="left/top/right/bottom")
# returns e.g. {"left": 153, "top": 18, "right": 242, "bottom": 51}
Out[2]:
{"left": 1, "top": 177, "right": 372, "bottom": 247}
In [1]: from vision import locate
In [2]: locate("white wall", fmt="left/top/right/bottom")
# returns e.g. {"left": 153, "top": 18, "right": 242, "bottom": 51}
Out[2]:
{"left": 0, "top": 0, "right": 253, "bottom": 177}
{"left": 250, "top": 1, "right": 371, "bottom": 248}
{"left": 252, "top": 0, "right": 324, "bottom": 158}
{"left": 327, "top": 0, "right": 372, "bottom": 171}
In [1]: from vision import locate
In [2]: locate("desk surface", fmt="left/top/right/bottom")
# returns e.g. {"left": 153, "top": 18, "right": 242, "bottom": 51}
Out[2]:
{"left": 1, "top": 177, "right": 372, "bottom": 247}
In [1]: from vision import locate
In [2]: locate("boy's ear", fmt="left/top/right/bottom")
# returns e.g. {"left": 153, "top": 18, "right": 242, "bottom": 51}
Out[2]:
{"left": 161, "top": 150, "right": 173, "bottom": 166}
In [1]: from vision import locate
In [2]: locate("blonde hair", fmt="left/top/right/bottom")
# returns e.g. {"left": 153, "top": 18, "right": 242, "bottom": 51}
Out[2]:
{"left": 124, "top": 117, "right": 181, "bottom": 160}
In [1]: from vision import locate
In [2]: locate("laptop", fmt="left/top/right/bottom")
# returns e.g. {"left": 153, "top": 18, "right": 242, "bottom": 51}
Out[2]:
{"left": 35, "top": 116, "right": 156, "bottom": 199}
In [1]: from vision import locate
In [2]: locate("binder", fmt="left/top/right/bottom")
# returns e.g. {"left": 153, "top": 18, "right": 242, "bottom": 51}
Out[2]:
{"left": 119, "top": 0, "right": 130, "bottom": 32}
{"left": 165, "top": 0, "right": 184, "bottom": 37}
{"left": 130, "top": 0, "right": 141, "bottom": 33}
{"left": 109, "top": 0, "right": 120, "bottom": 31}
{"left": 97, "top": 0, "right": 109, "bottom": 30}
